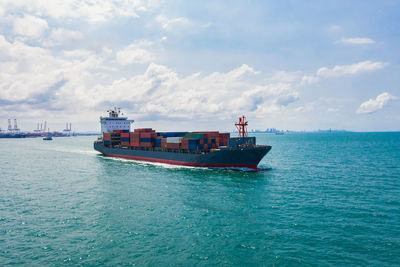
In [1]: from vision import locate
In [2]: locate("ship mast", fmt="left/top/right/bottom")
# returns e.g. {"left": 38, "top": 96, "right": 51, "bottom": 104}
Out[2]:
{"left": 235, "top": 115, "right": 248, "bottom": 138}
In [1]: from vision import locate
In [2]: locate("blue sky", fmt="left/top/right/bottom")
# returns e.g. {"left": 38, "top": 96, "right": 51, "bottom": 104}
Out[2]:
{"left": 0, "top": 0, "right": 399, "bottom": 132}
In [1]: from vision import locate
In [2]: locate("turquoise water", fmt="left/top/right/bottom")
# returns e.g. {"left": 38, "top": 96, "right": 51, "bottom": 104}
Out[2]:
{"left": 1, "top": 133, "right": 399, "bottom": 266}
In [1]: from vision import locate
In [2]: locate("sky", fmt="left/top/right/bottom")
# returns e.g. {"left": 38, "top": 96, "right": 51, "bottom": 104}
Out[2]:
{"left": 0, "top": 0, "right": 399, "bottom": 132}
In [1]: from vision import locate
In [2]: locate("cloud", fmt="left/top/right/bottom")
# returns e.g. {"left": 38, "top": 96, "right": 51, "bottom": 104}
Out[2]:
{"left": 156, "top": 15, "right": 189, "bottom": 30}
{"left": 0, "top": 35, "right": 299, "bottom": 123}
{"left": 13, "top": 14, "right": 48, "bottom": 38}
{"left": 356, "top": 92, "right": 397, "bottom": 114}
{"left": 337, "top": 37, "right": 375, "bottom": 45}
{"left": 116, "top": 41, "right": 155, "bottom": 65}
{"left": 301, "top": 61, "right": 387, "bottom": 85}
{"left": 1, "top": 0, "right": 156, "bottom": 23}
{"left": 0, "top": 34, "right": 107, "bottom": 113}
{"left": 43, "top": 28, "right": 84, "bottom": 47}
{"left": 95, "top": 63, "right": 299, "bottom": 120}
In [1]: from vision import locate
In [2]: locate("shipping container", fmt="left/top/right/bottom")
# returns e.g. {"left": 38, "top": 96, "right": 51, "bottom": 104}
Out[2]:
{"left": 140, "top": 132, "right": 157, "bottom": 138}
{"left": 121, "top": 137, "right": 130, "bottom": 142}
{"left": 140, "top": 138, "right": 155, "bottom": 143}
{"left": 130, "top": 142, "right": 140, "bottom": 147}
{"left": 166, "top": 137, "right": 183, "bottom": 143}
{"left": 134, "top": 128, "right": 155, "bottom": 133}
{"left": 158, "top": 132, "right": 187, "bottom": 138}
{"left": 155, "top": 138, "right": 162, "bottom": 148}
{"left": 121, "top": 142, "right": 130, "bottom": 146}
{"left": 121, "top": 132, "right": 130, "bottom": 138}
{"left": 166, "top": 143, "right": 180, "bottom": 149}
{"left": 140, "top": 142, "right": 154, "bottom": 147}
{"left": 184, "top": 133, "right": 204, "bottom": 139}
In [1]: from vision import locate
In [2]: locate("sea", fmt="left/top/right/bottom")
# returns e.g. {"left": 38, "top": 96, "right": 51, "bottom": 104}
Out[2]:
{"left": 1, "top": 133, "right": 399, "bottom": 266}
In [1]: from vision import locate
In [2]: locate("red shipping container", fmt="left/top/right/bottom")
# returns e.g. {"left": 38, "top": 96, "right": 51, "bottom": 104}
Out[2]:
{"left": 181, "top": 139, "right": 188, "bottom": 149}
{"left": 121, "top": 142, "right": 130, "bottom": 146}
{"left": 140, "top": 142, "right": 154, "bottom": 147}
{"left": 140, "top": 132, "right": 157, "bottom": 138}
{"left": 130, "top": 142, "right": 140, "bottom": 147}
{"left": 166, "top": 143, "right": 180, "bottom": 149}
{"left": 113, "top": 129, "right": 123, "bottom": 133}
{"left": 134, "top": 128, "right": 155, "bottom": 133}
{"left": 121, "top": 132, "right": 130, "bottom": 138}
{"left": 103, "top": 133, "right": 111, "bottom": 141}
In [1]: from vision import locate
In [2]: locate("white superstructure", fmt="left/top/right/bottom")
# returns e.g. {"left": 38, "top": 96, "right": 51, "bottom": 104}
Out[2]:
{"left": 100, "top": 108, "right": 134, "bottom": 134}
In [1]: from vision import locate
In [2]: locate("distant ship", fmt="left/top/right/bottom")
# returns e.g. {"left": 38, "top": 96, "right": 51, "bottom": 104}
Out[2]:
{"left": 94, "top": 109, "right": 271, "bottom": 170}
{"left": 0, "top": 133, "right": 26, "bottom": 138}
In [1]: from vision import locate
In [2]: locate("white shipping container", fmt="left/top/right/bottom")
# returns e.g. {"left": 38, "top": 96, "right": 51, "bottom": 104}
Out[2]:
{"left": 166, "top": 137, "right": 183, "bottom": 143}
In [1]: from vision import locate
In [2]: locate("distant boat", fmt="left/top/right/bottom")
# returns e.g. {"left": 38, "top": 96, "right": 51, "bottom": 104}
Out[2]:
{"left": 43, "top": 128, "right": 53, "bottom": 140}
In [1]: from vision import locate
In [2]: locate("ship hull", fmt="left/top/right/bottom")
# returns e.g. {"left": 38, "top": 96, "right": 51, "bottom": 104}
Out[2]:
{"left": 94, "top": 142, "right": 271, "bottom": 170}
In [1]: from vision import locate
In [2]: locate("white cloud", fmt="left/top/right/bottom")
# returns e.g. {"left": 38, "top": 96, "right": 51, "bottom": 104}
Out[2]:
{"left": 0, "top": 36, "right": 299, "bottom": 123}
{"left": 356, "top": 92, "right": 397, "bottom": 114}
{"left": 156, "top": 15, "right": 189, "bottom": 30}
{"left": 0, "top": 34, "right": 106, "bottom": 111}
{"left": 1, "top": 0, "right": 157, "bottom": 23}
{"left": 43, "top": 28, "right": 84, "bottom": 47}
{"left": 116, "top": 41, "right": 155, "bottom": 65}
{"left": 301, "top": 61, "right": 387, "bottom": 85}
{"left": 95, "top": 63, "right": 299, "bottom": 120}
{"left": 337, "top": 37, "right": 375, "bottom": 45}
{"left": 13, "top": 14, "right": 48, "bottom": 38}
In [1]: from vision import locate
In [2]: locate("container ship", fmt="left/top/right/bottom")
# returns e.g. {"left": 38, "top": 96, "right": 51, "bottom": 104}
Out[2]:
{"left": 93, "top": 108, "right": 271, "bottom": 170}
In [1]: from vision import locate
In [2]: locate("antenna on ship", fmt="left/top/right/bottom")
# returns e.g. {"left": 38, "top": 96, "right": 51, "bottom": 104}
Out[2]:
{"left": 235, "top": 115, "right": 248, "bottom": 138}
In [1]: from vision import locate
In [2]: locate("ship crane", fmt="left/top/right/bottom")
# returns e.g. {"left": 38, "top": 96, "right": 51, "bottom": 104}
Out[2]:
{"left": 13, "top": 119, "right": 20, "bottom": 133}
{"left": 63, "top": 122, "right": 72, "bottom": 135}
{"left": 8, "top": 119, "right": 13, "bottom": 133}
{"left": 235, "top": 115, "right": 248, "bottom": 138}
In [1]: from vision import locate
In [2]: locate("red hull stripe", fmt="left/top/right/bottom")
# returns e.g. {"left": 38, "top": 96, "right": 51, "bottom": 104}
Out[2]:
{"left": 104, "top": 153, "right": 258, "bottom": 169}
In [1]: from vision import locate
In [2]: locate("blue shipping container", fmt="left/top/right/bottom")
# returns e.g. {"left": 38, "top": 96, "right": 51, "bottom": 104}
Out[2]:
{"left": 121, "top": 137, "right": 130, "bottom": 142}
{"left": 188, "top": 139, "right": 199, "bottom": 145}
{"left": 140, "top": 138, "right": 155, "bottom": 142}
{"left": 159, "top": 132, "right": 188, "bottom": 138}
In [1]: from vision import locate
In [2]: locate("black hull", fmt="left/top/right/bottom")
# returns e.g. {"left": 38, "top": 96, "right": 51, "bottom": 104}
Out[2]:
{"left": 94, "top": 142, "right": 271, "bottom": 169}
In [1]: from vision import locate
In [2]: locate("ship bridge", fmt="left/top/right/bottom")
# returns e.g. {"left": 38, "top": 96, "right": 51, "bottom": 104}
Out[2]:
{"left": 100, "top": 108, "right": 134, "bottom": 133}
